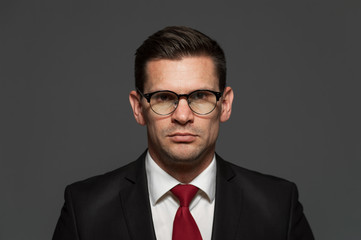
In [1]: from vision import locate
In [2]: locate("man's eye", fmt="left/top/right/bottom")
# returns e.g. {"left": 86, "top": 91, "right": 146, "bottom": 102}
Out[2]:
{"left": 154, "top": 93, "right": 173, "bottom": 102}
{"left": 192, "top": 91, "right": 209, "bottom": 100}
{"left": 195, "top": 93, "right": 205, "bottom": 99}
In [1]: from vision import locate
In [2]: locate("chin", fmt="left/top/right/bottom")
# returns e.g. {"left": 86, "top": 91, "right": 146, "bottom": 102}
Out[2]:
{"left": 166, "top": 147, "right": 204, "bottom": 164}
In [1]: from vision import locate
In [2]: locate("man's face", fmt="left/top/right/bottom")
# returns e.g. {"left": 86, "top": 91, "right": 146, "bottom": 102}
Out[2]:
{"left": 130, "top": 56, "right": 233, "bottom": 171}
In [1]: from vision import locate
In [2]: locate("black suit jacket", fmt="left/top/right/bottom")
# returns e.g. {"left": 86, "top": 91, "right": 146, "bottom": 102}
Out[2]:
{"left": 53, "top": 152, "right": 314, "bottom": 240}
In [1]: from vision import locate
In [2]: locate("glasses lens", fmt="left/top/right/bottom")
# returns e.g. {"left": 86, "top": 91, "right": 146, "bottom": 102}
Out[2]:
{"left": 189, "top": 90, "right": 217, "bottom": 114}
{"left": 150, "top": 91, "right": 178, "bottom": 115}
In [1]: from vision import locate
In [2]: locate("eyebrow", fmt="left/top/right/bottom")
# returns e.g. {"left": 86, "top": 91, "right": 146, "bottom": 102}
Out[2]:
{"left": 144, "top": 88, "right": 219, "bottom": 94}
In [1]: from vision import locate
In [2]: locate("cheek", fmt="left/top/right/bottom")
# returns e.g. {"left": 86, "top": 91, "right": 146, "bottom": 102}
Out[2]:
{"left": 201, "top": 118, "right": 220, "bottom": 140}
{"left": 147, "top": 121, "right": 160, "bottom": 135}
{"left": 146, "top": 118, "right": 168, "bottom": 139}
{"left": 210, "top": 122, "right": 220, "bottom": 139}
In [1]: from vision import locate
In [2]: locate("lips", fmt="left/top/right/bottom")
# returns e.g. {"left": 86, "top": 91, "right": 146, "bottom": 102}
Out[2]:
{"left": 168, "top": 132, "right": 197, "bottom": 143}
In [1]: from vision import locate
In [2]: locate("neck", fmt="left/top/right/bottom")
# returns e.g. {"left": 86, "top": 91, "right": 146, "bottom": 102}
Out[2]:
{"left": 163, "top": 159, "right": 213, "bottom": 183}
{"left": 148, "top": 149, "right": 214, "bottom": 183}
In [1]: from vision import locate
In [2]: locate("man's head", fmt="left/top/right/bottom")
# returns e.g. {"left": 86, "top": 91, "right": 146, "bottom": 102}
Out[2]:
{"left": 129, "top": 26, "right": 233, "bottom": 182}
{"left": 134, "top": 26, "right": 227, "bottom": 93}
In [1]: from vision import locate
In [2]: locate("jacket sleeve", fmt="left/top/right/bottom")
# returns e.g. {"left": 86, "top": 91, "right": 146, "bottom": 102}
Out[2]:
{"left": 287, "top": 183, "right": 315, "bottom": 240}
{"left": 53, "top": 186, "right": 79, "bottom": 240}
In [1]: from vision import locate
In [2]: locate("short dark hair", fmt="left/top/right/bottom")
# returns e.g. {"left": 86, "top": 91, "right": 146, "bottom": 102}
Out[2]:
{"left": 135, "top": 26, "right": 226, "bottom": 93}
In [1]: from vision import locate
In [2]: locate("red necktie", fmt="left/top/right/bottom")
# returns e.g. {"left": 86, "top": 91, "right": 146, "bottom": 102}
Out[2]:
{"left": 171, "top": 184, "right": 203, "bottom": 240}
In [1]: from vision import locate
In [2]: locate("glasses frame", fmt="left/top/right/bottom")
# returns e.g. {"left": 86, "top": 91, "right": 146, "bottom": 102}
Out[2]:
{"left": 137, "top": 89, "right": 223, "bottom": 115}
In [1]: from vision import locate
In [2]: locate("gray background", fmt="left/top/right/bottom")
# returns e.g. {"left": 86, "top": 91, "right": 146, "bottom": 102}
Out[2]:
{"left": 1, "top": 0, "right": 360, "bottom": 239}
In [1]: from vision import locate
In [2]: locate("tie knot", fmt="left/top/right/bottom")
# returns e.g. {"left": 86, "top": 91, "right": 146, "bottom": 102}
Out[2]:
{"left": 171, "top": 184, "right": 199, "bottom": 207}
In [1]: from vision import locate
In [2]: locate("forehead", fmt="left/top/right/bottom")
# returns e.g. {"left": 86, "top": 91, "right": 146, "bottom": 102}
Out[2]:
{"left": 144, "top": 56, "right": 218, "bottom": 93}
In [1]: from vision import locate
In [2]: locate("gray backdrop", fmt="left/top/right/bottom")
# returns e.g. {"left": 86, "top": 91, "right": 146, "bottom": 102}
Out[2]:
{"left": 1, "top": 0, "right": 360, "bottom": 239}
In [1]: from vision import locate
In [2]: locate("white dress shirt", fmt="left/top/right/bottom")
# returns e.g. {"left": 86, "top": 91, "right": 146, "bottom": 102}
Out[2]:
{"left": 145, "top": 151, "right": 216, "bottom": 240}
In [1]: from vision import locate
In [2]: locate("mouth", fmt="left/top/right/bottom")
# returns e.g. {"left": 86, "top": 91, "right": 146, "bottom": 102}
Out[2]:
{"left": 168, "top": 132, "right": 197, "bottom": 143}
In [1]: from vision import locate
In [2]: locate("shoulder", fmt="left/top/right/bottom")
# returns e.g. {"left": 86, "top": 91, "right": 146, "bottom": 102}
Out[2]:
{"left": 216, "top": 154, "right": 297, "bottom": 195}
{"left": 64, "top": 152, "right": 146, "bottom": 199}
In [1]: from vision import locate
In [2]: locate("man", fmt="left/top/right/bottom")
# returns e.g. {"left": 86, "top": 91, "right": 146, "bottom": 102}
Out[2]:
{"left": 53, "top": 26, "right": 314, "bottom": 240}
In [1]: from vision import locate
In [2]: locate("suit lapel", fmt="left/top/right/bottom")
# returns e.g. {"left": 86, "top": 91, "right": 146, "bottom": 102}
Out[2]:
{"left": 211, "top": 155, "right": 244, "bottom": 240}
{"left": 118, "top": 152, "right": 156, "bottom": 240}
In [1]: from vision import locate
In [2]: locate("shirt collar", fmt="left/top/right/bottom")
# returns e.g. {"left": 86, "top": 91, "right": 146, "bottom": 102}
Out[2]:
{"left": 145, "top": 151, "right": 217, "bottom": 206}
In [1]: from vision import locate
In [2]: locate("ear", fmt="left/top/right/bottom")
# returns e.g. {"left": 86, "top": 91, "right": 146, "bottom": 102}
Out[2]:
{"left": 220, "top": 86, "right": 234, "bottom": 123}
{"left": 129, "top": 90, "right": 146, "bottom": 126}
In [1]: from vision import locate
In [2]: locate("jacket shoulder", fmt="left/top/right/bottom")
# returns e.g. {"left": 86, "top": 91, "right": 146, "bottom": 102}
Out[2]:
{"left": 216, "top": 155, "right": 297, "bottom": 193}
{"left": 65, "top": 153, "right": 145, "bottom": 198}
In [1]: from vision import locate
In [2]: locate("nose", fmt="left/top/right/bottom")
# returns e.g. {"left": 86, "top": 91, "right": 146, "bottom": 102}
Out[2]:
{"left": 171, "top": 98, "right": 194, "bottom": 125}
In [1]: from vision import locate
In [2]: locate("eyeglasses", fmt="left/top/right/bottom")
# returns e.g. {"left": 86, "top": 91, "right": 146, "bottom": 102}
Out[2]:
{"left": 137, "top": 89, "right": 223, "bottom": 115}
